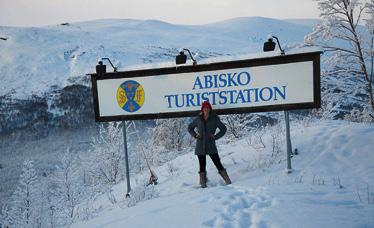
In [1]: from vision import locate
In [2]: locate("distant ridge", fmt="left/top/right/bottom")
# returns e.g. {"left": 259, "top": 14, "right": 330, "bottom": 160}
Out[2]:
{"left": 0, "top": 17, "right": 313, "bottom": 98}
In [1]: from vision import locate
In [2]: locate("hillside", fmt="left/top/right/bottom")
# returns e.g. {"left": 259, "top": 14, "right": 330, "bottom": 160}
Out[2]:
{"left": 0, "top": 17, "right": 311, "bottom": 99}
{"left": 71, "top": 120, "right": 374, "bottom": 228}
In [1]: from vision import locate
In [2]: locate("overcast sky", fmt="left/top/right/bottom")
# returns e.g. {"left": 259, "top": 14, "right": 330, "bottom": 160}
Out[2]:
{"left": 0, "top": 0, "right": 320, "bottom": 27}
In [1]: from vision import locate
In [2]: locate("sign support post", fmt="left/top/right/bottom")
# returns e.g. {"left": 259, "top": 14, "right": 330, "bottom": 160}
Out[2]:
{"left": 122, "top": 121, "right": 131, "bottom": 197}
{"left": 284, "top": 111, "right": 293, "bottom": 173}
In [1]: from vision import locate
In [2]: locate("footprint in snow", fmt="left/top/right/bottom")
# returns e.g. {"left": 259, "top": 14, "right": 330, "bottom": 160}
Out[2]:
{"left": 202, "top": 186, "right": 273, "bottom": 228}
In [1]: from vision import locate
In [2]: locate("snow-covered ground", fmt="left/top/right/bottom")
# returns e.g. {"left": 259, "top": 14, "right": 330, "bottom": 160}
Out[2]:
{"left": 72, "top": 119, "right": 374, "bottom": 228}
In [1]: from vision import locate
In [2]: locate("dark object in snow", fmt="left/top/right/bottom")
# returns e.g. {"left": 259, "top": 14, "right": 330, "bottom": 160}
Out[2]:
{"left": 294, "top": 148, "right": 299, "bottom": 155}
{"left": 147, "top": 171, "right": 158, "bottom": 186}
{"left": 0, "top": 37, "right": 7, "bottom": 41}
{"left": 60, "top": 22, "right": 70, "bottom": 26}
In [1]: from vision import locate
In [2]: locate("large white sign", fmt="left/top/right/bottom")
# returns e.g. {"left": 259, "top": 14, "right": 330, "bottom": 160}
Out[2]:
{"left": 91, "top": 51, "right": 321, "bottom": 121}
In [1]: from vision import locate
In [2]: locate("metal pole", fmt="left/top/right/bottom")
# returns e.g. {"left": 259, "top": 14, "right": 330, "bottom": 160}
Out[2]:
{"left": 284, "top": 111, "right": 293, "bottom": 173}
{"left": 122, "top": 121, "right": 131, "bottom": 197}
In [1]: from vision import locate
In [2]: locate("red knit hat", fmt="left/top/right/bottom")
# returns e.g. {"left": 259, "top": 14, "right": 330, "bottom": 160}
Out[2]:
{"left": 201, "top": 100, "right": 212, "bottom": 112}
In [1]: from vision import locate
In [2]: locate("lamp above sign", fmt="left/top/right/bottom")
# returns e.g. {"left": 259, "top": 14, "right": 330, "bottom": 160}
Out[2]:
{"left": 89, "top": 50, "right": 321, "bottom": 122}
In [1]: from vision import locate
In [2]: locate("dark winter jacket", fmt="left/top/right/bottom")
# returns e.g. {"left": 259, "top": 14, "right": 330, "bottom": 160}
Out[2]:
{"left": 188, "top": 112, "right": 227, "bottom": 155}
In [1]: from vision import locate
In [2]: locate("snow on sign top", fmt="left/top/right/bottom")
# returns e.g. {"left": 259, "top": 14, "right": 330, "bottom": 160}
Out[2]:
{"left": 90, "top": 49, "right": 322, "bottom": 122}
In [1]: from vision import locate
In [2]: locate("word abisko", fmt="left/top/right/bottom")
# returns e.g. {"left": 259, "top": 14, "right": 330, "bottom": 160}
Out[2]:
{"left": 164, "top": 71, "right": 287, "bottom": 108}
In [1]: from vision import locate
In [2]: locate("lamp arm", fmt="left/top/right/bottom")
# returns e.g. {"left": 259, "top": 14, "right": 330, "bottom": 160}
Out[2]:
{"left": 271, "top": 36, "right": 285, "bottom": 55}
{"left": 102, "top": 58, "right": 118, "bottom": 72}
{"left": 183, "top": 48, "right": 197, "bottom": 65}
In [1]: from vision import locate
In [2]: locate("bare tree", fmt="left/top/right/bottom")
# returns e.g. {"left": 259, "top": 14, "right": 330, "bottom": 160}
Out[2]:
{"left": 4, "top": 160, "right": 41, "bottom": 228}
{"left": 86, "top": 122, "right": 123, "bottom": 186}
{"left": 54, "top": 149, "right": 82, "bottom": 222}
{"left": 223, "top": 115, "right": 241, "bottom": 139}
{"left": 366, "top": 0, "right": 374, "bottom": 118}
{"left": 305, "top": 0, "right": 374, "bottom": 118}
{"left": 152, "top": 118, "right": 190, "bottom": 151}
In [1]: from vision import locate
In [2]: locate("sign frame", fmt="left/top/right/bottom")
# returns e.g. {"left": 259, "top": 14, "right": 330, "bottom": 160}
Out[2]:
{"left": 90, "top": 51, "right": 321, "bottom": 122}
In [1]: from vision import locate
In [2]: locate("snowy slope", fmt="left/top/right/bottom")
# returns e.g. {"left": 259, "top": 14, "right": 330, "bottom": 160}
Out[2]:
{"left": 72, "top": 120, "right": 374, "bottom": 228}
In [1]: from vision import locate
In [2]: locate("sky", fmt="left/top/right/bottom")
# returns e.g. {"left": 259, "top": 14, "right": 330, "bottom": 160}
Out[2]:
{"left": 0, "top": 0, "right": 320, "bottom": 27}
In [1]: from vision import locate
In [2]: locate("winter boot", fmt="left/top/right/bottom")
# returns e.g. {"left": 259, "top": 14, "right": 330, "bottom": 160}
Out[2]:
{"left": 199, "top": 171, "right": 207, "bottom": 188}
{"left": 218, "top": 169, "right": 232, "bottom": 185}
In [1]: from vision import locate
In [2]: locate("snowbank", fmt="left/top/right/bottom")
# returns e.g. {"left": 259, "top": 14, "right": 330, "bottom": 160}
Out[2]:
{"left": 72, "top": 120, "right": 374, "bottom": 228}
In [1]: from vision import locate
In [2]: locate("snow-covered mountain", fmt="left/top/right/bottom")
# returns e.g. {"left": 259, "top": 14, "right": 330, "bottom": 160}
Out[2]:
{"left": 0, "top": 17, "right": 311, "bottom": 99}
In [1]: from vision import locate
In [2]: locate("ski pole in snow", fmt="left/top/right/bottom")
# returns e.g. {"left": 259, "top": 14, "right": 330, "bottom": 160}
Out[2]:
{"left": 131, "top": 121, "right": 158, "bottom": 186}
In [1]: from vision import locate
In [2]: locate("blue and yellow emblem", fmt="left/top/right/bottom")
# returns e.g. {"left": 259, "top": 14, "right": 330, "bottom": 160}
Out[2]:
{"left": 116, "top": 80, "right": 145, "bottom": 112}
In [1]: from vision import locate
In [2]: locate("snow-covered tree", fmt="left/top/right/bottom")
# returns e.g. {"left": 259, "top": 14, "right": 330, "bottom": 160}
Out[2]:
{"left": 53, "top": 149, "right": 83, "bottom": 223}
{"left": 305, "top": 0, "right": 374, "bottom": 118}
{"left": 86, "top": 122, "right": 124, "bottom": 186}
{"left": 5, "top": 160, "right": 41, "bottom": 228}
{"left": 39, "top": 173, "right": 59, "bottom": 228}
{"left": 366, "top": 1, "right": 374, "bottom": 117}
{"left": 222, "top": 114, "right": 253, "bottom": 139}
{"left": 152, "top": 118, "right": 192, "bottom": 151}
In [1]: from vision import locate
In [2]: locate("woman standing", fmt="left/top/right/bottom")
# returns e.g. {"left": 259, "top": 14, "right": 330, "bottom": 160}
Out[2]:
{"left": 188, "top": 100, "right": 232, "bottom": 188}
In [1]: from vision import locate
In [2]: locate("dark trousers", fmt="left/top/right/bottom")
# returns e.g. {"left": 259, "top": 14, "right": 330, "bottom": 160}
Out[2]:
{"left": 197, "top": 154, "right": 224, "bottom": 172}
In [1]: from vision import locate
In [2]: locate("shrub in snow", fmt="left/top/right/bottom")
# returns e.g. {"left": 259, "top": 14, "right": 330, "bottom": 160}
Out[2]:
{"left": 52, "top": 149, "right": 84, "bottom": 224}
{"left": 222, "top": 113, "right": 280, "bottom": 141}
{"left": 312, "top": 174, "right": 326, "bottom": 185}
{"left": 344, "top": 106, "right": 374, "bottom": 122}
{"left": 222, "top": 114, "right": 246, "bottom": 139}
{"left": 244, "top": 122, "right": 285, "bottom": 170}
{"left": 124, "top": 183, "right": 159, "bottom": 208}
{"left": 152, "top": 118, "right": 193, "bottom": 151}
{"left": 332, "top": 176, "right": 344, "bottom": 189}
{"left": 166, "top": 162, "right": 180, "bottom": 176}
{"left": 85, "top": 122, "right": 124, "bottom": 186}
{"left": 356, "top": 183, "right": 374, "bottom": 204}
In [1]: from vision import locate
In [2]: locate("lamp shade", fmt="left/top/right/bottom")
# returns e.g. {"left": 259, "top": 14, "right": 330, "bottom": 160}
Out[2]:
{"left": 263, "top": 38, "right": 276, "bottom": 52}
{"left": 96, "top": 61, "right": 106, "bottom": 76}
{"left": 176, "top": 51, "right": 187, "bottom": 65}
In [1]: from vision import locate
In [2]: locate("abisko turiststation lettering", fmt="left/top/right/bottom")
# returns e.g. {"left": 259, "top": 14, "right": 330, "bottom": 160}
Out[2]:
{"left": 164, "top": 71, "right": 287, "bottom": 109}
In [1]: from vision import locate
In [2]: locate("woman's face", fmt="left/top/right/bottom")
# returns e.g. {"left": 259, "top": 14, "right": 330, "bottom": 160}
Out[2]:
{"left": 203, "top": 106, "right": 210, "bottom": 116}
